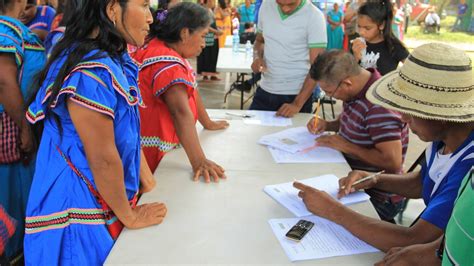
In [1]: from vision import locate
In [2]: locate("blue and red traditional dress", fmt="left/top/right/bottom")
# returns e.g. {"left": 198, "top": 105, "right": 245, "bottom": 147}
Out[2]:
{"left": 0, "top": 15, "right": 45, "bottom": 260}
{"left": 131, "top": 39, "right": 198, "bottom": 172}
{"left": 24, "top": 50, "right": 143, "bottom": 265}
{"left": 25, "top": 5, "right": 56, "bottom": 33}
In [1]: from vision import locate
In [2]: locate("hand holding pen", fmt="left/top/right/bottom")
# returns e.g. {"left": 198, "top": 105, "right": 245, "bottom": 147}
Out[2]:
{"left": 337, "top": 170, "right": 385, "bottom": 199}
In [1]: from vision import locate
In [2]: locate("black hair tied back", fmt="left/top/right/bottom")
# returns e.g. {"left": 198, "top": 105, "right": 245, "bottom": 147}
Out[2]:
{"left": 358, "top": 0, "right": 405, "bottom": 53}
{"left": 149, "top": 2, "right": 211, "bottom": 44}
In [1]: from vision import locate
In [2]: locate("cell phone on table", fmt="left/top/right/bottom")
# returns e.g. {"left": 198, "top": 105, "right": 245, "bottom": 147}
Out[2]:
{"left": 285, "top": 219, "right": 314, "bottom": 241}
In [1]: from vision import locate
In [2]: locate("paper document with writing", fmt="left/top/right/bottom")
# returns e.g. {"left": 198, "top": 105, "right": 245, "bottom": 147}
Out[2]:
{"left": 258, "top": 127, "right": 324, "bottom": 153}
{"left": 243, "top": 111, "right": 292, "bottom": 127}
{"left": 267, "top": 146, "right": 347, "bottom": 164}
{"left": 268, "top": 216, "right": 379, "bottom": 261}
{"left": 264, "top": 174, "right": 370, "bottom": 217}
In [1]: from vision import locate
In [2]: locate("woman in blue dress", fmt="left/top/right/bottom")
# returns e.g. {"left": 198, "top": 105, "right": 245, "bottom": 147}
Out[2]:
{"left": 24, "top": 0, "right": 167, "bottom": 264}
{"left": 326, "top": 3, "right": 344, "bottom": 50}
{"left": 0, "top": 0, "right": 45, "bottom": 262}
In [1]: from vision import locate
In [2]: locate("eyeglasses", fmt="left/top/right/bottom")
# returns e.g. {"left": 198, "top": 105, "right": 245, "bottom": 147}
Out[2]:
{"left": 321, "top": 77, "right": 347, "bottom": 99}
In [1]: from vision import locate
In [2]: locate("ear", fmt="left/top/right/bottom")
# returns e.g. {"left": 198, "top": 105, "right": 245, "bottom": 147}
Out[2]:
{"left": 106, "top": 0, "right": 120, "bottom": 24}
{"left": 180, "top": 28, "right": 190, "bottom": 42}
{"left": 379, "top": 21, "right": 385, "bottom": 31}
{"left": 341, "top": 78, "right": 352, "bottom": 88}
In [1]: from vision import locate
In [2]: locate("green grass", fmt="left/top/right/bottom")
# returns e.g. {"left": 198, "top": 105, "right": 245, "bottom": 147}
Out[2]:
{"left": 405, "top": 15, "right": 474, "bottom": 43}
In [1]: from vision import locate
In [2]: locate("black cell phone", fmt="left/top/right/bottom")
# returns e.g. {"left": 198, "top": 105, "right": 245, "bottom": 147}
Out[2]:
{"left": 285, "top": 219, "right": 314, "bottom": 241}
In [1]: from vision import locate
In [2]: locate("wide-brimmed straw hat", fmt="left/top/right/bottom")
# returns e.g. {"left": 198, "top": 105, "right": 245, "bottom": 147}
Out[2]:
{"left": 367, "top": 43, "right": 473, "bottom": 122}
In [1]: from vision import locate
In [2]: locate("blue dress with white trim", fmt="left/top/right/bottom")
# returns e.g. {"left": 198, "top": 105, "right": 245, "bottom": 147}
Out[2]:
{"left": 24, "top": 49, "right": 143, "bottom": 265}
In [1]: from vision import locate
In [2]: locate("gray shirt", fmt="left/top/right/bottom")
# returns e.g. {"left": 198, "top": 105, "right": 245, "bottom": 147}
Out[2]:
{"left": 257, "top": 0, "right": 326, "bottom": 95}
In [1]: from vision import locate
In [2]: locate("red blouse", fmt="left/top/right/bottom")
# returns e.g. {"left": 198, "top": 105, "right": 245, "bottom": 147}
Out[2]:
{"left": 131, "top": 39, "right": 198, "bottom": 171}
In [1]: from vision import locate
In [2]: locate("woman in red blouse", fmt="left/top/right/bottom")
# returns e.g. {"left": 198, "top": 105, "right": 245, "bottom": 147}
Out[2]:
{"left": 132, "top": 2, "right": 229, "bottom": 183}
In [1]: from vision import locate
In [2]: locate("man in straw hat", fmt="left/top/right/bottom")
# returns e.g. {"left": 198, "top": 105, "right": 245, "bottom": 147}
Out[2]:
{"left": 306, "top": 49, "right": 409, "bottom": 223}
{"left": 295, "top": 43, "right": 473, "bottom": 252}
{"left": 374, "top": 168, "right": 473, "bottom": 265}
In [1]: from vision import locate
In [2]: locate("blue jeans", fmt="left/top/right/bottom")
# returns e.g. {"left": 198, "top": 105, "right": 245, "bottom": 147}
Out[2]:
{"left": 249, "top": 87, "right": 313, "bottom": 113}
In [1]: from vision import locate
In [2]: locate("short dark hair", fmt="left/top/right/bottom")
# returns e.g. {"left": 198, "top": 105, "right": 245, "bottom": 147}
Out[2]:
{"left": 149, "top": 2, "right": 211, "bottom": 44}
{"left": 310, "top": 50, "right": 361, "bottom": 84}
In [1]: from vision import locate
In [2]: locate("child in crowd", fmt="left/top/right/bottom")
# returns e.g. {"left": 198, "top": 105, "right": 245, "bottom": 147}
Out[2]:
{"left": 352, "top": 0, "right": 408, "bottom": 75}
{"left": 19, "top": 0, "right": 56, "bottom": 41}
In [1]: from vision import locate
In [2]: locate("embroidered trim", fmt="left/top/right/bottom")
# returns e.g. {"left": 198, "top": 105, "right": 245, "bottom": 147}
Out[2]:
{"left": 25, "top": 208, "right": 106, "bottom": 234}
{"left": 399, "top": 72, "right": 473, "bottom": 93}
{"left": 140, "top": 56, "right": 185, "bottom": 70}
{"left": 387, "top": 81, "right": 471, "bottom": 109}
{"left": 155, "top": 78, "right": 194, "bottom": 96}
{"left": 0, "top": 19, "right": 22, "bottom": 39}
{"left": 141, "top": 136, "right": 179, "bottom": 152}
{"left": 0, "top": 45, "right": 22, "bottom": 65}
{"left": 26, "top": 108, "right": 44, "bottom": 124}
{"left": 70, "top": 94, "right": 115, "bottom": 118}
{"left": 369, "top": 79, "right": 474, "bottom": 121}
{"left": 28, "top": 22, "right": 48, "bottom": 30}
{"left": 24, "top": 42, "right": 45, "bottom": 51}
{"left": 71, "top": 61, "right": 140, "bottom": 106}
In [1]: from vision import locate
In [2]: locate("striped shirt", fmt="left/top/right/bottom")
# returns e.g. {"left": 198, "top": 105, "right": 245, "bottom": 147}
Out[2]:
{"left": 340, "top": 69, "right": 409, "bottom": 173}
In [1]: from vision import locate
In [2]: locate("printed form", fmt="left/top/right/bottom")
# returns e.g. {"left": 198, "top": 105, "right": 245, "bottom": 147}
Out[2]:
{"left": 258, "top": 127, "right": 324, "bottom": 153}
{"left": 269, "top": 216, "right": 379, "bottom": 261}
{"left": 242, "top": 111, "right": 293, "bottom": 127}
{"left": 264, "top": 174, "right": 370, "bottom": 217}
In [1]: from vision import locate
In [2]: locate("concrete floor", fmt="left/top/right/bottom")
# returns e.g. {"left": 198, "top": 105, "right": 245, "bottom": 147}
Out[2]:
{"left": 194, "top": 59, "right": 427, "bottom": 226}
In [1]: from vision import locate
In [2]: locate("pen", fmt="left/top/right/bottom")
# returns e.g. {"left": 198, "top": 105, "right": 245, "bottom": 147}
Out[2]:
{"left": 340, "top": 170, "right": 385, "bottom": 190}
{"left": 225, "top": 112, "right": 254, "bottom": 118}
{"left": 313, "top": 98, "right": 321, "bottom": 131}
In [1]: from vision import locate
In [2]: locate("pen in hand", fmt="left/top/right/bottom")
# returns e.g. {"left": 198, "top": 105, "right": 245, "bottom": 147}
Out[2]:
{"left": 313, "top": 98, "right": 321, "bottom": 133}
{"left": 340, "top": 170, "right": 385, "bottom": 191}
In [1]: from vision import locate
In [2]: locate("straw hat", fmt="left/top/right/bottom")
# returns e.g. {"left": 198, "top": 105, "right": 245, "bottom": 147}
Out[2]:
{"left": 367, "top": 43, "right": 474, "bottom": 122}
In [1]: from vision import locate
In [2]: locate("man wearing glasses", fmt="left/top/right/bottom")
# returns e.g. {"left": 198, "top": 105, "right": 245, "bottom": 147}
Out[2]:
{"left": 306, "top": 50, "right": 409, "bottom": 223}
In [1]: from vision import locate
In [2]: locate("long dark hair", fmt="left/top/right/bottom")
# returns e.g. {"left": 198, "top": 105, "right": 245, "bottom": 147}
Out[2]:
{"left": 149, "top": 2, "right": 211, "bottom": 44}
{"left": 29, "top": 0, "right": 130, "bottom": 134}
{"left": 57, "top": 0, "right": 75, "bottom": 27}
{"left": 358, "top": 0, "right": 405, "bottom": 53}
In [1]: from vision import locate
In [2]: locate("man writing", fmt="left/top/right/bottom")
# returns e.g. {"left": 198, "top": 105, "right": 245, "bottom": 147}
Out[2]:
{"left": 306, "top": 50, "right": 409, "bottom": 222}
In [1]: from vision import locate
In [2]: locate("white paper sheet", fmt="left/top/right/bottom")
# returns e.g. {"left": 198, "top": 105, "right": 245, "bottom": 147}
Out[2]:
{"left": 264, "top": 174, "right": 370, "bottom": 217}
{"left": 258, "top": 127, "right": 324, "bottom": 154}
{"left": 269, "top": 216, "right": 379, "bottom": 261}
{"left": 268, "top": 146, "right": 347, "bottom": 164}
{"left": 242, "top": 111, "right": 292, "bottom": 127}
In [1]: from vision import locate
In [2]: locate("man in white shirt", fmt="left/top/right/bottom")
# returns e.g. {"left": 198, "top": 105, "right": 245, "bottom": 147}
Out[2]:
{"left": 424, "top": 8, "right": 440, "bottom": 34}
{"left": 250, "top": 0, "right": 327, "bottom": 117}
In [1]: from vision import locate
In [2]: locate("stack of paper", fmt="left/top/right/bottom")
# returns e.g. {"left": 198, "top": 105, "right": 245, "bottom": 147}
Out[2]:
{"left": 258, "top": 127, "right": 347, "bottom": 163}
{"left": 263, "top": 174, "right": 371, "bottom": 217}
{"left": 268, "top": 216, "right": 379, "bottom": 261}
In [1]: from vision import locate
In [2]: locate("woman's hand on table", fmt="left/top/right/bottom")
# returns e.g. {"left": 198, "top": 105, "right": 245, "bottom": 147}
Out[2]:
{"left": 123, "top": 202, "right": 167, "bottom": 229}
{"left": 192, "top": 158, "right": 226, "bottom": 183}
{"left": 203, "top": 120, "right": 229, "bottom": 131}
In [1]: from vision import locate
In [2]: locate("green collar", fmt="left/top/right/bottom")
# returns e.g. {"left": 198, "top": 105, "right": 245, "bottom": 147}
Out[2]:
{"left": 278, "top": 0, "right": 306, "bottom": 20}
